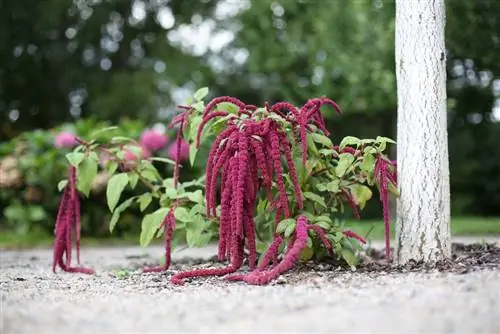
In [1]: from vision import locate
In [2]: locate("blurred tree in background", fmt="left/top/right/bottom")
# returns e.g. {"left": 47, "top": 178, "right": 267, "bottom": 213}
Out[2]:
{"left": 1, "top": 0, "right": 498, "bottom": 237}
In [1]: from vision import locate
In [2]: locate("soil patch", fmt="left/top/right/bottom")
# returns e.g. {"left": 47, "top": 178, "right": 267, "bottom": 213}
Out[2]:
{"left": 128, "top": 242, "right": 499, "bottom": 286}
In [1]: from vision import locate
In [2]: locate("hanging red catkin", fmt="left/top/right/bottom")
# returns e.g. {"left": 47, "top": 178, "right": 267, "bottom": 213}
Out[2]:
{"left": 307, "top": 225, "right": 333, "bottom": 252}
{"left": 268, "top": 129, "right": 290, "bottom": 218}
{"left": 143, "top": 208, "right": 176, "bottom": 272}
{"left": 196, "top": 111, "right": 229, "bottom": 148}
{"left": 228, "top": 215, "right": 310, "bottom": 285}
{"left": 235, "top": 132, "right": 250, "bottom": 238}
{"left": 343, "top": 230, "right": 367, "bottom": 244}
{"left": 276, "top": 131, "right": 303, "bottom": 210}
{"left": 203, "top": 96, "right": 246, "bottom": 118}
{"left": 204, "top": 126, "right": 237, "bottom": 217}
{"left": 52, "top": 166, "right": 94, "bottom": 274}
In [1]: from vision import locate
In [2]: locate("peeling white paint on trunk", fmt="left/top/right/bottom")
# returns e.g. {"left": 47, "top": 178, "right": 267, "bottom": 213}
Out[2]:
{"left": 395, "top": 0, "right": 451, "bottom": 264}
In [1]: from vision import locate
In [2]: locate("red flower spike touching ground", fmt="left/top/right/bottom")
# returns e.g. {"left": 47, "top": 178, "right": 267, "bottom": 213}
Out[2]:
{"left": 307, "top": 225, "right": 333, "bottom": 252}
{"left": 243, "top": 208, "right": 257, "bottom": 270}
{"left": 341, "top": 188, "right": 361, "bottom": 220}
{"left": 256, "top": 236, "right": 284, "bottom": 271}
{"left": 203, "top": 96, "right": 246, "bottom": 118}
{"left": 52, "top": 166, "right": 94, "bottom": 275}
{"left": 218, "top": 162, "right": 234, "bottom": 261}
{"left": 69, "top": 166, "right": 82, "bottom": 264}
{"left": 196, "top": 110, "right": 229, "bottom": 148}
{"left": 343, "top": 230, "right": 367, "bottom": 244}
{"left": 231, "top": 215, "right": 309, "bottom": 285}
{"left": 374, "top": 155, "right": 392, "bottom": 261}
{"left": 143, "top": 208, "right": 177, "bottom": 272}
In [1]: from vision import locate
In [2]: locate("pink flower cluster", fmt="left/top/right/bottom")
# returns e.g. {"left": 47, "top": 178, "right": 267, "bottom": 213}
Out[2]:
{"left": 54, "top": 131, "right": 78, "bottom": 149}
{"left": 139, "top": 129, "right": 168, "bottom": 152}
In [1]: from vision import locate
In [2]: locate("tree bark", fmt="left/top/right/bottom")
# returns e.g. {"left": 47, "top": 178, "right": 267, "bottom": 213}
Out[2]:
{"left": 395, "top": 0, "right": 451, "bottom": 264}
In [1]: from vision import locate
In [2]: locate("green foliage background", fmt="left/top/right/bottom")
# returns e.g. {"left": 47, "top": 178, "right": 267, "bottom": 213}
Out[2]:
{"left": 1, "top": 0, "right": 499, "bottom": 237}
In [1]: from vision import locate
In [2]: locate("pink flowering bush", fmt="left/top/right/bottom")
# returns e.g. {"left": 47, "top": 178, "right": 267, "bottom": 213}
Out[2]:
{"left": 54, "top": 131, "right": 78, "bottom": 149}
{"left": 139, "top": 129, "right": 168, "bottom": 152}
{"left": 167, "top": 138, "right": 189, "bottom": 162}
{"left": 52, "top": 87, "right": 399, "bottom": 285}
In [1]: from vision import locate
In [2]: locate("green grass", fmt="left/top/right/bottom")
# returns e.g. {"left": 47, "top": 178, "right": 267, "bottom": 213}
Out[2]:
{"left": 344, "top": 216, "right": 500, "bottom": 240}
{"left": 0, "top": 216, "right": 498, "bottom": 249}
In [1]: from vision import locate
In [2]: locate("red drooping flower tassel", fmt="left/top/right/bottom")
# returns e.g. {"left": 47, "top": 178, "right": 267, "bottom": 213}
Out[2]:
{"left": 52, "top": 166, "right": 94, "bottom": 274}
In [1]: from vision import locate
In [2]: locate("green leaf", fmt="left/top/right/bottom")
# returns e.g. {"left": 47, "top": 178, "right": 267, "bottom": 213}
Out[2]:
{"left": 57, "top": 180, "right": 68, "bottom": 192}
{"left": 311, "top": 133, "right": 333, "bottom": 147}
{"left": 90, "top": 126, "right": 119, "bottom": 138}
{"left": 276, "top": 218, "right": 295, "bottom": 235}
{"left": 149, "top": 157, "right": 176, "bottom": 165}
{"left": 340, "top": 136, "right": 361, "bottom": 148}
{"left": 139, "top": 209, "right": 169, "bottom": 248}
{"left": 300, "top": 246, "right": 314, "bottom": 261}
{"left": 106, "top": 161, "right": 119, "bottom": 174}
{"left": 165, "top": 187, "right": 177, "bottom": 199}
{"left": 174, "top": 207, "right": 192, "bottom": 222}
{"left": 360, "top": 153, "right": 376, "bottom": 172}
{"left": 189, "top": 142, "right": 197, "bottom": 166}
{"left": 375, "top": 136, "right": 396, "bottom": 144}
{"left": 66, "top": 152, "right": 85, "bottom": 167}
{"left": 128, "top": 173, "right": 139, "bottom": 189}
{"left": 335, "top": 153, "right": 355, "bottom": 177}
{"left": 138, "top": 193, "right": 153, "bottom": 212}
{"left": 194, "top": 87, "right": 209, "bottom": 101}
{"left": 314, "top": 220, "right": 331, "bottom": 230}
{"left": 77, "top": 157, "right": 98, "bottom": 197}
{"left": 303, "top": 192, "right": 327, "bottom": 208}
{"left": 109, "top": 197, "right": 136, "bottom": 232}
{"left": 106, "top": 173, "right": 130, "bottom": 212}
{"left": 341, "top": 248, "right": 359, "bottom": 268}
{"left": 187, "top": 190, "right": 204, "bottom": 204}
{"left": 284, "top": 220, "right": 297, "bottom": 238}
{"left": 319, "top": 149, "right": 336, "bottom": 156}
{"left": 111, "top": 136, "right": 137, "bottom": 144}
{"left": 348, "top": 184, "right": 373, "bottom": 210}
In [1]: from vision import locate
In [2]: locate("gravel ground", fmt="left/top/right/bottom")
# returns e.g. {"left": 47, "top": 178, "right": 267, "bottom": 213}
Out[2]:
{"left": 1, "top": 237, "right": 499, "bottom": 334}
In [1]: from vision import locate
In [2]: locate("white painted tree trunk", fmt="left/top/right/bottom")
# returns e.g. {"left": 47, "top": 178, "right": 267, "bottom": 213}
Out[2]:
{"left": 394, "top": 0, "right": 451, "bottom": 264}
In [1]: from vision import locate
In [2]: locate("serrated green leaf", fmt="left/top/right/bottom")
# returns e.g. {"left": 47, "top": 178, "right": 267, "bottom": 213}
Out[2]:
{"left": 335, "top": 153, "right": 355, "bottom": 177}
{"left": 138, "top": 193, "right": 153, "bottom": 212}
{"left": 194, "top": 87, "right": 209, "bottom": 101}
{"left": 66, "top": 152, "right": 85, "bottom": 167}
{"left": 106, "top": 173, "right": 130, "bottom": 212}
{"left": 77, "top": 157, "right": 98, "bottom": 197}
{"left": 311, "top": 133, "right": 333, "bottom": 147}
{"left": 57, "top": 180, "right": 68, "bottom": 192}
{"left": 340, "top": 136, "right": 361, "bottom": 148}
{"left": 303, "top": 192, "right": 327, "bottom": 208}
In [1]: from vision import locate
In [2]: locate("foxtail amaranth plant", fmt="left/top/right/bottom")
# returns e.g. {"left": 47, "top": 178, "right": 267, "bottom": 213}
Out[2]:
{"left": 52, "top": 87, "right": 398, "bottom": 285}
